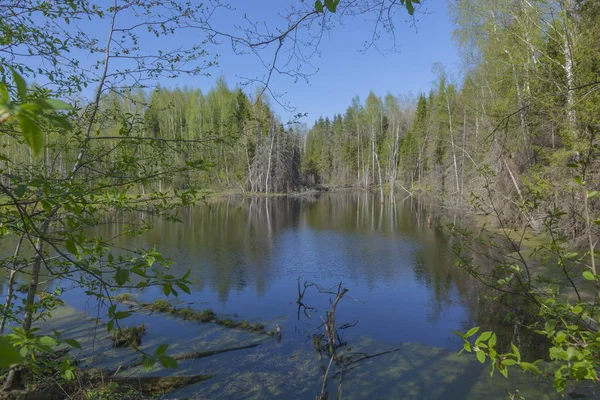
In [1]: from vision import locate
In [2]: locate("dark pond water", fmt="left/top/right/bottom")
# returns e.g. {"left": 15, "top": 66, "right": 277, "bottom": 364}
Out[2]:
{"left": 3, "top": 192, "right": 561, "bottom": 399}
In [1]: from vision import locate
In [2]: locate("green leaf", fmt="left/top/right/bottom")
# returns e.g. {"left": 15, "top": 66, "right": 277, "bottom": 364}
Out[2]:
{"left": 520, "top": 362, "right": 541, "bottom": 375}
{"left": 544, "top": 320, "right": 556, "bottom": 332}
{"left": 14, "top": 184, "right": 27, "bottom": 198}
{"left": 17, "top": 115, "right": 43, "bottom": 156}
{"left": 10, "top": 67, "right": 27, "bottom": 102}
{"left": 115, "top": 269, "right": 130, "bottom": 286}
{"left": 0, "top": 82, "right": 9, "bottom": 102}
{"left": 41, "top": 199, "right": 53, "bottom": 213}
{"left": 511, "top": 343, "right": 521, "bottom": 363}
{"left": 65, "top": 239, "right": 78, "bottom": 256}
{"left": 324, "top": 0, "right": 339, "bottom": 12}
{"left": 38, "top": 336, "right": 57, "bottom": 347}
{"left": 488, "top": 333, "right": 497, "bottom": 347}
{"left": 572, "top": 305, "right": 583, "bottom": 314}
{"left": 463, "top": 341, "right": 471, "bottom": 353}
{"left": 159, "top": 355, "right": 177, "bottom": 369}
{"left": 475, "top": 331, "right": 492, "bottom": 344}
{"left": 502, "top": 359, "right": 517, "bottom": 366}
{"left": 0, "top": 336, "right": 24, "bottom": 367}
{"left": 142, "top": 354, "right": 154, "bottom": 372}
{"left": 155, "top": 344, "right": 169, "bottom": 356}
{"left": 475, "top": 350, "right": 485, "bottom": 363}
{"left": 314, "top": 0, "right": 324, "bottom": 13}
{"left": 107, "top": 320, "right": 114, "bottom": 332}
{"left": 574, "top": 175, "right": 584, "bottom": 185}
{"left": 555, "top": 331, "right": 566, "bottom": 344}
{"left": 176, "top": 282, "right": 191, "bottom": 295}
{"left": 406, "top": 0, "right": 415, "bottom": 15}
{"left": 587, "top": 191, "right": 598, "bottom": 198}
{"left": 583, "top": 270, "right": 595, "bottom": 281}
{"left": 464, "top": 327, "right": 479, "bottom": 338}
{"left": 63, "top": 339, "right": 82, "bottom": 349}
{"left": 498, "top": 365, "right": 509, "bottom": 378}
{"left": 62, "top": 369, "right": 75, "bottom": 381}
{"left": 33, "top": 98, "right": 72, "bottom": 110}
{"left": 114, "top": 311, "right": 132, "bottom": 320}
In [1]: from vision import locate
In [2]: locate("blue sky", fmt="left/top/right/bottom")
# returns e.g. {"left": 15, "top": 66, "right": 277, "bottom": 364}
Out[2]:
{"left": 155, "top": 0, "right": 462, "bottom": 125}
{"left": 58, "top": 1, "right": 460, "bottom": 126}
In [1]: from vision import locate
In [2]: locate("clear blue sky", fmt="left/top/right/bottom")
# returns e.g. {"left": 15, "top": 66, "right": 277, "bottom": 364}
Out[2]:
{"left": 63, "top": 1, "right": 460, "bottom": 126}
{"left": 156, "top": 0, "right": 462, "bottom": 126}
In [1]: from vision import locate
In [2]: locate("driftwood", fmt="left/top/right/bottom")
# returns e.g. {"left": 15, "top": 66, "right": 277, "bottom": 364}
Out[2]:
{"left": 107, "top": 374, "right": 214, "bottom": 393}
{"left": 111, "top": 342, "right": 262, "bottom": 373}
{"left": 316, "top": 282, "right": 349, "bottom": 400}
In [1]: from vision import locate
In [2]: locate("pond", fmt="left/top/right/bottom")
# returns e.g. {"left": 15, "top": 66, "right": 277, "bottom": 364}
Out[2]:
{"left": 11, "top": 192, "right": 563, "bottom": 398}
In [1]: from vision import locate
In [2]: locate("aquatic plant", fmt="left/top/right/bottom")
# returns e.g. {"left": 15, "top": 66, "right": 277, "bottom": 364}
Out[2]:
{"left": 113, "top": 293, "right": 134, "bottom": 303}
{"left": 146, "top": 299, "right": 171, "bottom": 313}
{"left": 110, "top": 325, "right": 147, "bottom": 348}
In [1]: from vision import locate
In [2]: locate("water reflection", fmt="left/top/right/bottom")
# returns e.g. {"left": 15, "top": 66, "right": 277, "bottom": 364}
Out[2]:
{"left": 88, "top": 194, "right": 471, "bottom": 349}
{"left": 1, "top": 192, "right": 546, "bottom": 357}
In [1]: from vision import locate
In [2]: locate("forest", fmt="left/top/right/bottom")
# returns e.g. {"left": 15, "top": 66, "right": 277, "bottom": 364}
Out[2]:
{"left": 304, "top": 0, "right": 600, "bottom": 241}
{"left": 1, "top": 0, "right": 600, "bottom": 398}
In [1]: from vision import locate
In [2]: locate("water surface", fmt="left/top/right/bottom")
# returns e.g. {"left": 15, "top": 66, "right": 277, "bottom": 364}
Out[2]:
{"left": 15, "top": 193, "right": 563, "bottom": 398}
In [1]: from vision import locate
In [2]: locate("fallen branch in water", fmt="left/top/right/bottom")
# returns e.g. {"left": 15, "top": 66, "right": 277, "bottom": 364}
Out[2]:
{"left": 111, "top": 343, "right": 262, "bottom": 373}
{"left": 107, "top": 374, "right": 215, "bottom": 394}
{"left": 111, "top": 297, "right": 274, "bottom": 335}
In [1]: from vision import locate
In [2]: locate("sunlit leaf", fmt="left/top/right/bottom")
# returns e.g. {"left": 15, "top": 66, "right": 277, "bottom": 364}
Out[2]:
{"left": 583, "top": 271, "right": 595, "bottom": 281}
{"left": 465, "top": 327, "right": 479, "bottom": 338}
{"left": 520, "top": 362, "right": 541, "bottom": 375}
{"left": 38, "top": 335, "right": 58, "bottom": 347}
{"left": 475, "top": 349, "right": 485, "bottom": 363}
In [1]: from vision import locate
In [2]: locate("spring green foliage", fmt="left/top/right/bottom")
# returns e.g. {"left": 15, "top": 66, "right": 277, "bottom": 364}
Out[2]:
{"left": 303, "top": 0, "right": 600, "bottom": 394}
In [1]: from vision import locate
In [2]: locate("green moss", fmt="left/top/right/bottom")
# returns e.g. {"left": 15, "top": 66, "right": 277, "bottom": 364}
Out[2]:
{"left": 118, "top": 298, "right": 271, "bottom": 334}
{"left": 113, "top": 293, "right": 134, "bottom": 302}
{"left": 196, "top": 309, "right": 217, "bottom": 322}
{"left": 85, "top": 382, "right": 144, "bottom": 400}
{"left": 146, "top": 299, "right": 171, "bottom": 312}
{"left": 175, "top": 307, "right": 196, "bottom": 320}
{"left": 110, "top": 324, "right": 147, "bottom": 348}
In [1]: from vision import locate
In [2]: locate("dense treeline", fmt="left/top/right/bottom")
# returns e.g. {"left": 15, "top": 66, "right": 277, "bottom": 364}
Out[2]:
{"left": 0, "top": 79, "right": 304, "bottom": 195}
{"left": 304, "top": 0, "right": 600, "bottom": 240}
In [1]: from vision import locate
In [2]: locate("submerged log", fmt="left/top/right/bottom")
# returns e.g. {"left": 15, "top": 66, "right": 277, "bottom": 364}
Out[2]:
{"left": 112, "top": 342, "right": 262, "bottom": 373}
{"left": 108, "top": 374, "right": 214, "bottom": 393}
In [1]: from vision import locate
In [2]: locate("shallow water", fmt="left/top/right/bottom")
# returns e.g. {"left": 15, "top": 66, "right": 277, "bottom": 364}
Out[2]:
{"left": 7, "top": 193, "right": 568, "bottom": 398}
